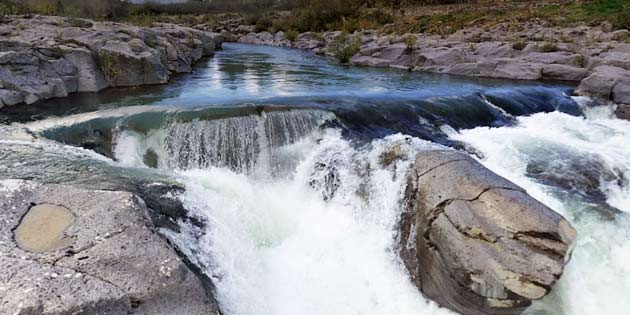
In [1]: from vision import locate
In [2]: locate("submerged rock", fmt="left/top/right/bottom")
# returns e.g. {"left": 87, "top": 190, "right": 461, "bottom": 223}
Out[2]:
{"left": 0, "top": 180, "right": 219, "bottom": 315}
{"left": 399, "top": 150, "right": 576, "bottom": 315}
{"left": 616, "top": 104, "right": 630, "bottom": 120}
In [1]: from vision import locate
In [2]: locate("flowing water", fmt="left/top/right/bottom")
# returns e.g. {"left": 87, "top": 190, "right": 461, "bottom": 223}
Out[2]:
{"left": 1, "top": 43, "right": 628, "bottom": 315}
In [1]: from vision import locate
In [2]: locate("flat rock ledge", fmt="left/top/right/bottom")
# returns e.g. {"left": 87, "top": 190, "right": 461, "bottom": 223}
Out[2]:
{"left": 0, "top": 180, "right": 219, "bottom": 315}
{"left": 398, "top": 150, "right": 576, "bottom": 315}
{"left": 0, "top": 15, "right": 222, "bottom": 107}
{"left": 223, "top": 21, "right": 630, "bottom": 115}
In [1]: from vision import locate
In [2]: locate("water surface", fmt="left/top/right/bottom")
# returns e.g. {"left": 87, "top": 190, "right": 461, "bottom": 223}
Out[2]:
{"left": 1, "top": 43, "right": 626, "bottom": 315}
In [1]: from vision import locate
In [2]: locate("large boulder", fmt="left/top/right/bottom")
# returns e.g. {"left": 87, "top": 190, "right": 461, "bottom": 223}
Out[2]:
{"left": 542, "top": 64, "right": 589, "bottom": 81}
{"left": 491, "top": 60, "right": 543, "bottom": 80}
{"left": 0, "top": 180, "right": 219, "bottom": 315}
{"left": 95, "top": 40, "right": 169, "bottom": 86}
{"left": 399, "top": 150, "right": 576, "bottom": 315}
{"left": 61, "top": 45, "right": 109, "bottom": 92}
{"left": 576, "top": 65, "right": 630, "bottom": 103}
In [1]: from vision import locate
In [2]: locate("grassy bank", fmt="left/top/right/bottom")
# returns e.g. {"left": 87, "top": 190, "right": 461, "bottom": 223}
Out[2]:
{"left": 1, "top": 0, "right": 628, "bottom": 33}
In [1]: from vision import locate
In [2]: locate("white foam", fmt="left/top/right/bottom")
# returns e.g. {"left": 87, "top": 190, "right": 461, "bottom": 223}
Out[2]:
{"left": 168, "top": 131, "right": 452, "bottom": 315}
{"left": 449, "top": 108, "right": 630, "bottom": 315}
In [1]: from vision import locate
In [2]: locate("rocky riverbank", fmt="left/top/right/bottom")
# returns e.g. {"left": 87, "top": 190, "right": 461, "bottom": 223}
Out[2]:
{"left": 0, "top": 15, "right": 222, "bottom": 107}
{"left": 0, "top": 180, "right": 219, "bottom": 315}
{"left": 215, "top": 20, "right": 630, "bottom": 117}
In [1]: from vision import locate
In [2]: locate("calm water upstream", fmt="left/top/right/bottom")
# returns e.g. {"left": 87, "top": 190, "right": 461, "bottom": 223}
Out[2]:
{"left": 1, "top": 43, "right": 628, "bottom": 315}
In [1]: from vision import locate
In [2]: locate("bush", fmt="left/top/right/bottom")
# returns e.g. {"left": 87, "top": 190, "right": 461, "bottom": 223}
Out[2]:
{"left": 314, "top": 32, "right": 324, "bottom": 42}
{"left": 617, "top": 11, "right": 630, "bottom": 30}
{"left": 292, "top": 0, "right": 361, "bottom": 32}
{"left": 512, "top": 41, "right": 527, "bottom": 50}
{"left": 575, "top": 54, "right": 587, "bottom": 68}
{"left": 0, "top": 1, "right": 21, "bottom": 19}
{"left": 285, "top": 29, "right": 299, "bottom": 42}
{"left": 66, "top": 17, "right": 93, "bottom": 28}
{"left": 341, "top": 17, "right": 360, "bottom": 33}
{"left": 539, "top": 41, "right": 559, "bottom": 53}
{"left": 360, "top": 8, "right": 393, "bottom": 26}
{"left": 254, "top": 15, "right": 272, "bottom": 32}
{"left": 404, "top": 35, "right": 416, "bottom": 54}
{"left": 328, "top": 32, "right": 361, "bottom": 64}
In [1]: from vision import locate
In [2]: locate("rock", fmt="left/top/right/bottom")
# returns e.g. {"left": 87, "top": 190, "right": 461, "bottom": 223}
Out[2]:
{"left": 474, "top": 42, "right": 519, "bottom": 58}
{"left": 220, "top": 30, "right": 239, "bottom": 42}
{"left": 14, "top": 204, "right": 74, "bottom": 252}
{"left": 613, "top": 81, "right": 630, "bottom": 104}
{"left": 351, "top": 55, "right": 391, "bottom": 67}
{"left": 599, "top": 51, "right": 630, "bottom": 70}
{"left": 611, "top": 29, "right": 630, "bottom": 41}
{"left": 0, "top": 180, "right": 219, "bottom": 315}
{"left": 399, "top": 150, "right": 575, "bottom": 315}
{"left": 576, "top": 65, "right": 630, "bottom": 101}
{"left": 491, "top": 60, "right": 543, "bottom": 80}
{"left": 95, "top": 41, "right": 168, "bottom": 86}
{"left": 231, "top": 23, "right": 630, "bottom": 90}
{"left": 418, "top": 48, "right": 473, "bottom": 71}
{"left": 0, "top": 16, "right": 222, "bottom": 106}
{"left": 0, "top": 88, "right": 24, "bottom": 106}
{"left": 616, "top": 103, "right": 630, "bottom": 120}
{"left": 294, "top": 33, "right": 322, "bottom": 50}
{"left": 62, "top": 46, "right": 109, "bottom": 92}
{"left": 600, "top": 21, "right": 614, "bottom": 33}
{"left": 542, "top": 64, "right": 589, "bottom": 81}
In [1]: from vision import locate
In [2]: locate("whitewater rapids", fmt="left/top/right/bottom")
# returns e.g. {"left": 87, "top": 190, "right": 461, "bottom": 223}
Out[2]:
{"left": 107, "top": 100, "right": 630, "bottom": 315}
{"left": 448, "top": 103, "right": 630, "bottom": 315}
{"left": 115, "top": 123, "right": 455, "bottom": 315}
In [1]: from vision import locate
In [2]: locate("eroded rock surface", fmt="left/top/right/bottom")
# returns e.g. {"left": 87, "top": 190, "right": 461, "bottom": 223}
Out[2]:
{"left": 0, "top": 180, "right": 218, "bottom": 315}
{"left": 0, "top": 15, "right": 222, "bottom": 107}
{"left": 399, "top": 150, "right": 576, "bottom": 315}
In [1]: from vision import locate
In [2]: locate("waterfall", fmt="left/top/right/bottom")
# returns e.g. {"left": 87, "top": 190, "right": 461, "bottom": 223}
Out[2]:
{"left": 114, "top": 109, "right": 334, "bottom": 174}
{"left": 160, "top": 130, "right": 452, "bottom": 315}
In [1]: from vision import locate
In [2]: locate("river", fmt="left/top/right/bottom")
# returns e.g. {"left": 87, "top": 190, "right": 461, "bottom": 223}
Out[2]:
{"left": 1, "top": 43, "right": 628, "bottom": 315}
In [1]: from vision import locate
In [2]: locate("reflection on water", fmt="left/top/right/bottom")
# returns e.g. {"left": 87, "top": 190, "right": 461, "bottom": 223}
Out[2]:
{"left": 1, "top": 43, "right": 575, "bottom": 123}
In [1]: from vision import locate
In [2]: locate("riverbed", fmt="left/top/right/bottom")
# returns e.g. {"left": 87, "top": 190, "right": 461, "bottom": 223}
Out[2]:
{"left": 1, "top": 43, "right": 628, "bottom": 315}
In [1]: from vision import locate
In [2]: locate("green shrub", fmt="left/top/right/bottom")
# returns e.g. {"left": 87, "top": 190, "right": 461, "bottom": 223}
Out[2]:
{"left": 244, "top": 13, "right": 261, "bottom": 26}
{"left": 96, "top": 51, "right": 119, "bottom": 81}
{"left": 271, "top": 18, "right": 291, "bottom": 33}
{"left": 341, "top": 17, "right": 359, "bottom": 33}
{"left": 67, "top": 17, "right": 93, "bottom": 28}
{"left": 328, "top": 32, "right": 361, "bottom": 64}
{"left": 360, "top": 8, "right": 393, "bottom": 26}
{"left": 539, "top": 41, "right": 559, "bottom": 53}
{"left": 512, "top": 41, "right": 527, "bottom": 50}
{"left": 285, "top": 29, "right": 299, "bottom": 42}
{"left": 254, "top": 15, "right": 272, "bottom": 32}
{"left": 0, "top": 1, "right": 21, "bottom": 20}
{"left": 574, "top": 54, "right": 587, "bottom": 68}
{"left": 292, "top": 0, "right": 360, "bottom": 32}
{"left": 617, "top": 11, "right": 630, "bottom": 30}
{"left": 404, "top": 35, "right": 416, "bottom": 54}
{"left": 314, "top": 32, "right": 324, "bottom": 42}
{"left": 54, "top": 30, "right": 64, "bottom": 41}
